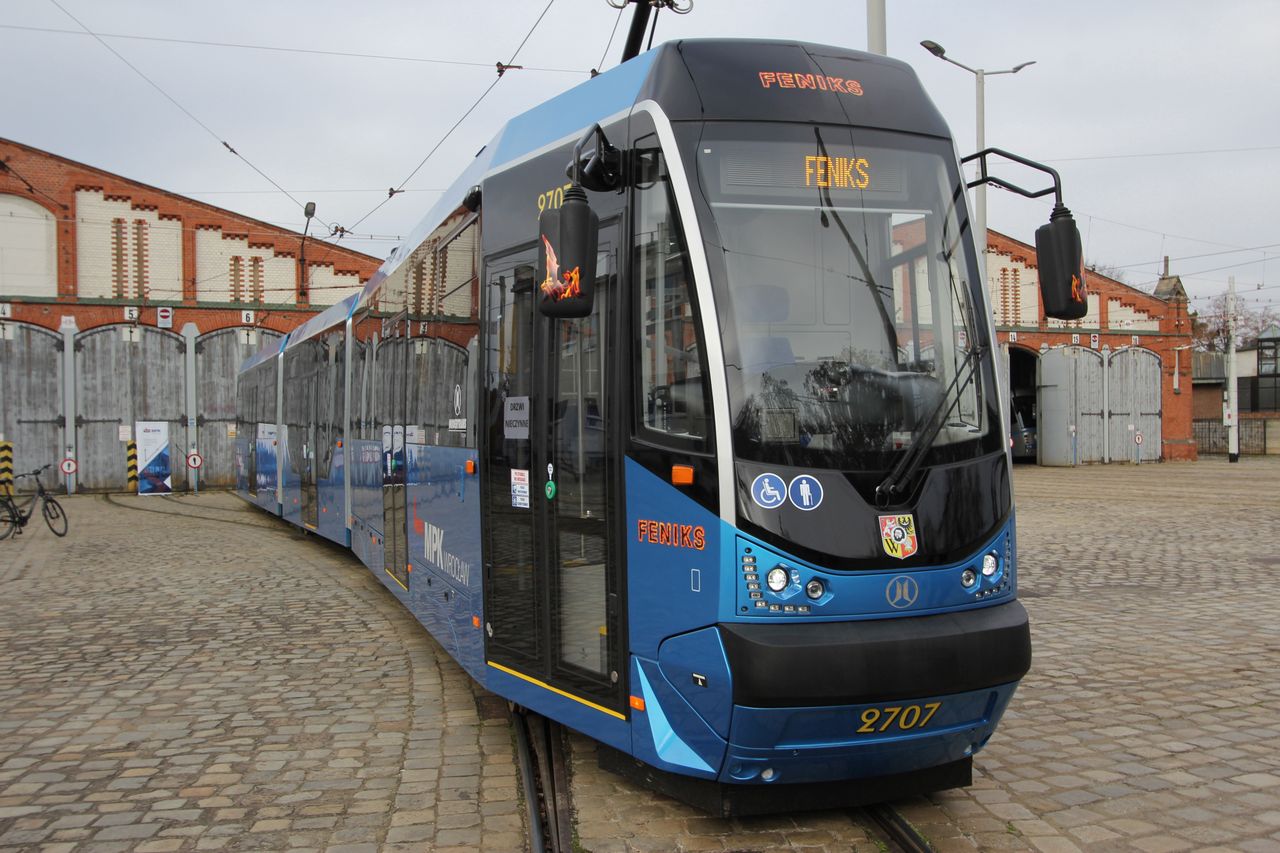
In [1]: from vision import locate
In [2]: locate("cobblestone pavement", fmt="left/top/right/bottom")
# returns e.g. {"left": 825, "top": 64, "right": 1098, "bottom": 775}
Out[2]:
{"left": 0, "top": 493, "right": 522, "bottom": 852}
{"left": 3, "top": 459, "right": 1278, "bottom": 852}
{"left": 568, "top": 457, "right": 1280, "bottom": 852}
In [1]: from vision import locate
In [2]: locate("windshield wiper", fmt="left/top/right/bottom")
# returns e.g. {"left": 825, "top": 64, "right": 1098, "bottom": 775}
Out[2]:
{"left": 812, "top": 128, "right": 900, "bottom": 358}
{"left": 874, "top": 343, "right": 985, "bottom": 507}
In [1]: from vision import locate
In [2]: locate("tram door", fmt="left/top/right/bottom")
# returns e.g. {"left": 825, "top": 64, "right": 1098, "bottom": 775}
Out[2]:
{"left": 483, "top": 224, "right": 624, "bottom": 714}
{"left": 381, "top": 313, "right": 410, "bottom": 589}
{"left": 299, "top": 357, "right": 320, "bottom": 529}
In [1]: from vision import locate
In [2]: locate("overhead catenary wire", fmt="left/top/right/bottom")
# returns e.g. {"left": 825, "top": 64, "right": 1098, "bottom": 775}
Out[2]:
{"left": 1109, "top": 243, "right": 1280, "bottom": 270}
{"left": 1012, "top": 188, "right": 1268, "bottom": 253}
{"left": 0, "top": 23, "right": 589, "bottom": 75}
{"left": 314, "top": 0, "right": 559, "bottom": 269}
{"left": 0, "top": 207, "right": 399, "bottom": 242}
{"left": 0, "top": 160, "right": 68, "bottom": 210}
{"left": 593, "top": 2, "right": 628, "bottom": 75}
{"left": 1039, "top": 144, "right": 1280, "bottom": 164}
{"left": 45, "top": 0, "right": 334, "bottom": 231}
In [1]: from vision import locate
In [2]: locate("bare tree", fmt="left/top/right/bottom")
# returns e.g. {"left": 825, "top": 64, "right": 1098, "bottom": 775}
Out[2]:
{"left": 1192, "top": 293, "right": 1279, "bottom": 352}
{"left": 1084, "top": 259, "right": 1127, "bottom": 283}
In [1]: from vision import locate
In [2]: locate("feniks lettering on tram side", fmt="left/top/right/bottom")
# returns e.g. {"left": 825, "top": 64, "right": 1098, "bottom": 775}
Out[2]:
{"left": 637, "top": 519, "right": 706, "bottom": 550}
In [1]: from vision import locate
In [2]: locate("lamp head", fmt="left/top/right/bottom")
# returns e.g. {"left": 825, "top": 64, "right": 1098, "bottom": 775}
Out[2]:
{"left": 303, "top": 201, "right": 316, "bottom": 220}
{"left": 920, "top": 40, "right": 946, "bottom": 58}
{"left": 1011, "top": 60, "right": 1037, "bottom": 73}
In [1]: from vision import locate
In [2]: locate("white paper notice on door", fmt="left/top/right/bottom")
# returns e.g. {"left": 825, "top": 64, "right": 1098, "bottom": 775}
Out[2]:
{"left": 504, "top": 396, "right": 529, "bottom": 440}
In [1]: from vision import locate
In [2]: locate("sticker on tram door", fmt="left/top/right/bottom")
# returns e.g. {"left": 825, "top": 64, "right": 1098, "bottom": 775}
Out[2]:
{"left": 878, "top": 513, "right": 918, "bottom": 559}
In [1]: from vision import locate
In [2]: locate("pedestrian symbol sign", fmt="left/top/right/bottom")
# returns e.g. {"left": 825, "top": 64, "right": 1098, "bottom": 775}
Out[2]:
{"left": 788, "top": 475, "right": 823, "bottom": 511}
{"left": 750, "top": 473, "right": 786, "bottom": 509}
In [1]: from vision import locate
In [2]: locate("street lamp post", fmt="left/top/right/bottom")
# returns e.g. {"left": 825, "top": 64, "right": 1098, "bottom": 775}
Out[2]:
{"left": 919, "top": 40, "right": 1034, "bottom": 266}
{"left": 298, "top": 201, "right": 316, "bottom": 302}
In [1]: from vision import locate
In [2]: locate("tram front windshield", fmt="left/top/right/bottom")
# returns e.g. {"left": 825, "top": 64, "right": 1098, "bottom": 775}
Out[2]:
{"left": 689, "top": 123, "right": 1001, "bottom": 472}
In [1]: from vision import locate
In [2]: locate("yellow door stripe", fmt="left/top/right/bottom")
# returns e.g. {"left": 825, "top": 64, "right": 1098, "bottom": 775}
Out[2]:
{"left": 486, "top": 661, "right": 626, "bottom": 721}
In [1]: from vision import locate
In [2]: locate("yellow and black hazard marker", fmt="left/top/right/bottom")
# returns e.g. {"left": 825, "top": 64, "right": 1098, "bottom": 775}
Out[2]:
{"left": 0, "top": 441, "right": 12, "bottom": 497}
{"left": 127, "top": 440, "right": 138, "bottom": 492}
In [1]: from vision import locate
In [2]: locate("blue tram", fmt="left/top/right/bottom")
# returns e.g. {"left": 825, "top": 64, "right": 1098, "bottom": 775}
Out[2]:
{"left": 236, "top": 37, "right": 1087, "bottom": 810}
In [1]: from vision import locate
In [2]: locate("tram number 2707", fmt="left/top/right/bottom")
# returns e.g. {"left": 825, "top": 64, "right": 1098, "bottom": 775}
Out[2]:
{"left": 536, "top": 182, "right": 574, "bottom": 214}
{"left": 857, "top": 702, "right": 943, "bottom": 734}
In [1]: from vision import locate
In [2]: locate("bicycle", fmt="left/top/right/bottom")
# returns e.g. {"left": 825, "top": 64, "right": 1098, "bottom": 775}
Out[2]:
{"left": 0, "top": 463, "right": 69, "bottom": 540}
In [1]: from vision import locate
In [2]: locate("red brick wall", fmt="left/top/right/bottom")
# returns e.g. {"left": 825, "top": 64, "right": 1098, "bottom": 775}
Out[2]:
{"left": 0, "top": 137, "right": 381, "bottom": 335}
{"left": 989, "top": 231, "right": 1197, "bottom": 461}
{"left": 3, "top": 300, "right": 317, "bottom": 337}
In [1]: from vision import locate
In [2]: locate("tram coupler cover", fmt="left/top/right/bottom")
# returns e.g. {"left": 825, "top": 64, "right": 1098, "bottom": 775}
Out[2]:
{"left": 596, "top": 743, "right": 971, "bottom": 817}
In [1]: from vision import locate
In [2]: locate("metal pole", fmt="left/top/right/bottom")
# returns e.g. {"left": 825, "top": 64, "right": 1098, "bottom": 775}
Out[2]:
{"left": 867, "top": 0, "right": 886, "bottom": 55}
{"left": 61, "top": 322, "right": 78, "bottom": 494}
{"left": 1227, "top": 277, "right": 1239, "bottom": 463}
{"left": 621, "top": 0, "right": 654, "bottom": 63}
{"left": 182, "top": 322, "right": 198, "bottom": 493}
{"left": 974, "top": 69, "right": 987, "bottom": 263}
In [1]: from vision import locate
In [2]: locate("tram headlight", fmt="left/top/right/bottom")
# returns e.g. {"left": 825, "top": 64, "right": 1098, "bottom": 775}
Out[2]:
{"left": 961, "top": 568, "right": 978, "bottom": 589}
{"left": 766, "top": 567, "right": 788, "bottom": 592}
{"left": 805, "top": 579, "right": 825, "bottom": 600}
{"left": 982, "top": 553, "right": 998, "bottom": 577}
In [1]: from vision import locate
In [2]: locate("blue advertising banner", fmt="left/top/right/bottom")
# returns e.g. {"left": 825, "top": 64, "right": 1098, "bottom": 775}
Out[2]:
{"left": 136, "top": 421, "right": 171, "bottom": 495}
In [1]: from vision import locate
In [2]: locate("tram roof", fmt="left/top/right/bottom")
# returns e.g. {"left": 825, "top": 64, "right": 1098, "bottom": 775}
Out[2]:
{"left": 238, "top": 328, "right": 289, "bottom": 374}
{"left": 359, "top": 38, "right": 945, "bottom": 306}
{"left": 281, "top": 292, "right": 360, "bottom": 352}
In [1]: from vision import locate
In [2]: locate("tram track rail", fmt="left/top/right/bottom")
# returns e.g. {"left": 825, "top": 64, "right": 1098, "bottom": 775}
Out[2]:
{"left": 512, "top": 708, "right": 574, "bottom": 853}
{"left": 98, "top": 492, "right": 299, "bottom": 536}
{"left": 512, "top": 709, "right": 942, "bottom": 853}
{"left": 861, "top": 803, "right": 937, "bottom": 853}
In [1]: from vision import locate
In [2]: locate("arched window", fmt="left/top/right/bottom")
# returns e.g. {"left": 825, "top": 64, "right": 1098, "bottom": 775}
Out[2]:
{"left": 0, "top": 194, "right": 57, "bottom": 297}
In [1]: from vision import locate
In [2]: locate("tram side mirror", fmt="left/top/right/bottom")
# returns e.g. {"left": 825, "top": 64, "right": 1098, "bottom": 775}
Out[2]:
{"left": 960, "top": 147, "right": 1089, "bottom": 321}
{"left": 537, "top": 185, "right": 598, "bottom": 318}
{"left": 1036, "top": 204, "right": 1088, "bottom": 320}
{"left": 511, "top": 264, "right": 536, "bottom": 294}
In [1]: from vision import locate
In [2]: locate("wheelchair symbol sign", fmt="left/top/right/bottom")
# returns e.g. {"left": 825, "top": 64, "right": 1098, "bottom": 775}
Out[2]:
{"left": 750, "top": 473, "right": 787, "bottom": 509}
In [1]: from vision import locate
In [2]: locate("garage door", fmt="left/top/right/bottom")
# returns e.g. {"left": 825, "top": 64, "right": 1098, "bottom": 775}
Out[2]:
{"left": 1107, "top": 347, "right": 1162, "bottom": 463}
{"left": 1039, "top": 345, "right": 1105, "bottom": 466}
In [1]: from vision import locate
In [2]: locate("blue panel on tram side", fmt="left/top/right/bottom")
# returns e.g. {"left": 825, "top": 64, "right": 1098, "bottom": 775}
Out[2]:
{"left": 234, "top": 435, "right": 249, "bottom": 499}
{"left": 624, "top": 457, "right": 725, "bottom": 660}
{"left": 404, "top": 443, "right": 483, "bottom": 678}
{"left": 482, "top": 662, "right": 632, "bottom": 755}
{"left": 349, "top": 439, "right": 384, "bottom": 572}
{"left": 254, "top": 430, "right": 280, "bottom": 515}
{"left": 279, "top": 428, "right": 301, "bottom": 527}
{"left": 629, "top": 656, "right": 724, "bottom": 779}
{"left": 657, "top": 626, "right": 734, "bottom": 740}
{"left": 315, "top": 443, "right": 347, "bottom": 546}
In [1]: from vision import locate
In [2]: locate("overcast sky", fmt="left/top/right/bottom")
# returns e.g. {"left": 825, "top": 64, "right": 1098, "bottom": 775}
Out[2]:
{"left": 4, "top": 0, "right": 1278, "bottom": 318}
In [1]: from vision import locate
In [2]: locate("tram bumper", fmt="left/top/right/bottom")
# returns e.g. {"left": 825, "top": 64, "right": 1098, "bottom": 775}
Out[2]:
{"left": 715, "top": 600, "right": 1030, "bottom": 784}
{"left": 720, "top": 681, "right": 1018, "bottom": 784}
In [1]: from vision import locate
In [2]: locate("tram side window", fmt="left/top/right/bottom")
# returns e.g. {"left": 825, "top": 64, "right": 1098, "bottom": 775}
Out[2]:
{"left": 634, "top": 138, "right": 711, "bottom": 446}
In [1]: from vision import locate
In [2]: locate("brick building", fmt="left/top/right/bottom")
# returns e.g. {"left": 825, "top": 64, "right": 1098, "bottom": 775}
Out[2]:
{"left": 0, "top": 136, "right": 380, "bottom": 335}
{"left": 986, "top": 231, "right": 1196, "bottom": 462}
{"left": 0, "top": 137, "right": 382, "bottom": 490}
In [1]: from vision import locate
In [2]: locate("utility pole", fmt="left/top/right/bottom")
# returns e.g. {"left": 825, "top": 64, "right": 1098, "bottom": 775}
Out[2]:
{"left": 919, "top": 42, "right": 1035, "bottom": 269}
{"left": 1226, "top": 276, "right": 1239, "bottom": 463}
{"left": 867, "top": 0, "right": 886, "bottom": 55}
